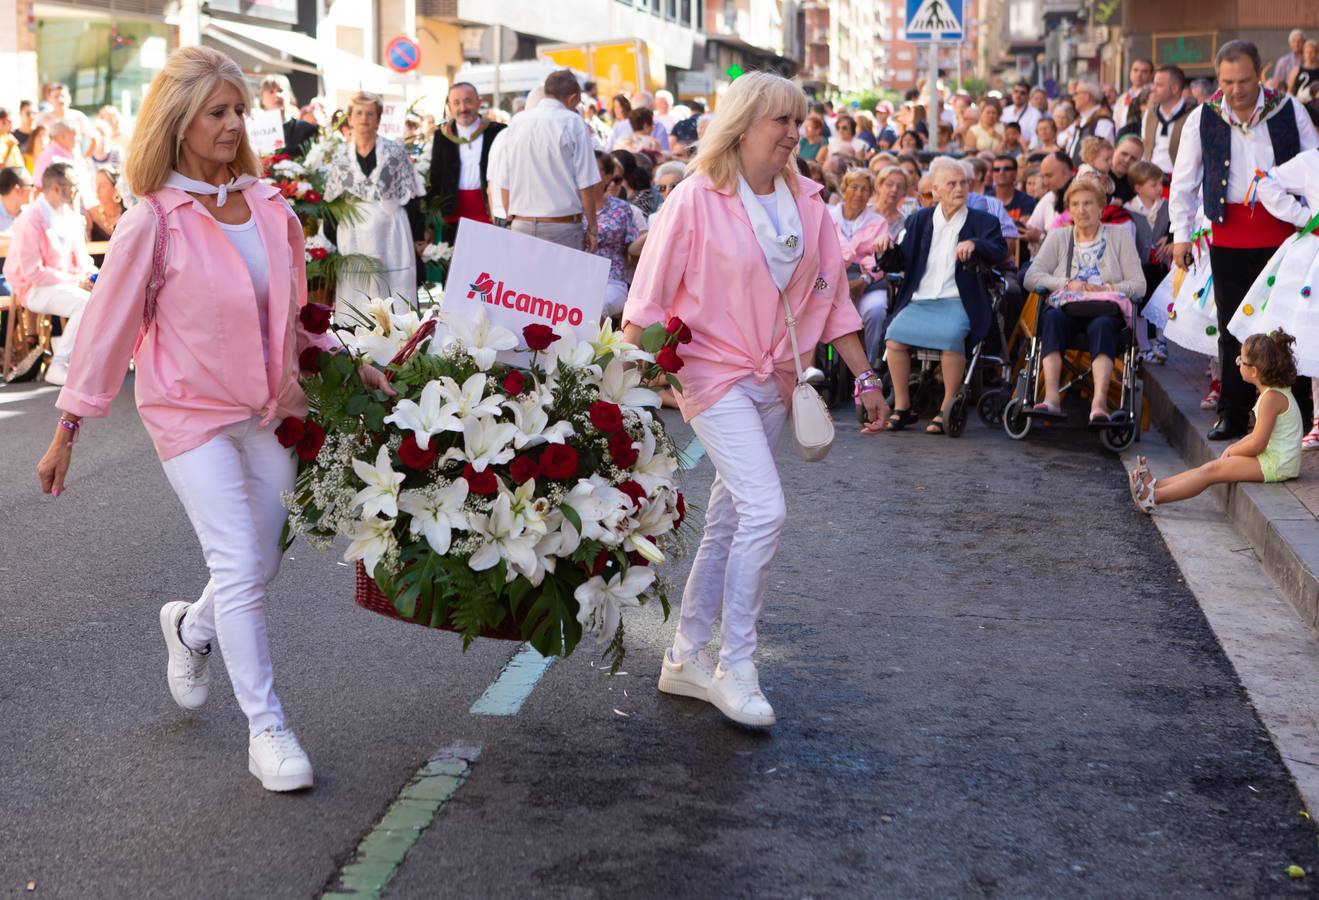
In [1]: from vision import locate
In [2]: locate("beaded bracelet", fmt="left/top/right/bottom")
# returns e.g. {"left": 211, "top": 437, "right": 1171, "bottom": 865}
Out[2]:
{"left": 58, "top": 417, "right": 80, "bottom": 445}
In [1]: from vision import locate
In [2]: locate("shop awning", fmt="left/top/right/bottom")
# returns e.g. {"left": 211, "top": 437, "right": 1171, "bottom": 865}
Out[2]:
{"left": 204, "top": 19, "right": 398, "bottom": 92}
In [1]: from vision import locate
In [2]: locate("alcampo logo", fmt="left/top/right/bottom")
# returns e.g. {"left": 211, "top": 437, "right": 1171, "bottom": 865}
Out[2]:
{"left": 466, "top": 271, "right": 585, "bottom": 327}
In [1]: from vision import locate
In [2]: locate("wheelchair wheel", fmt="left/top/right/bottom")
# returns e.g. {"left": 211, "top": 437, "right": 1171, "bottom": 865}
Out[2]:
{"left": 1100, "top": 423, "right": 1137, "bottom": 453}
{"left": 977, "top": 388, "right": 1005, "bottom": 427}
{"left": 946, "top": 392, "right": 968, "bottom": 438}
{"left": 1003, "top": 397, "right": 1032, "bottom": 440}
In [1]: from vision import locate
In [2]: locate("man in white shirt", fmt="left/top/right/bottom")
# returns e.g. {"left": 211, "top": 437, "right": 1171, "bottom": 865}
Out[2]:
{"left": 1170, "top": 39, "right": 1319, "bottom": 439}
{"left": 653, "top": 90, "right": 679, "bottom": 130}
{"left": 1113, "top": 58, "right": 1154, "bottom": 131}
{"left": 427, "top": 82, "right": 506, "bottom": 244}
{"left": 1001, "top": 82, "right": 1041, "bottom": 141}
{"left": 1141, "top": 64, "right": 1192, "bottom": 175}
{"left": 495, "top": 71, "right": 600, "bottom": 252}
{"left": 1067, "top": 82, "right": 1116, "bottom": 163}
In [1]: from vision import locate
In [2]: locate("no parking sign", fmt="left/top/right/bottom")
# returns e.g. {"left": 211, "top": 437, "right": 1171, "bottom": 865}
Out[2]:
{"left": 385, "top": 36, "right": 420, "bottom": 74}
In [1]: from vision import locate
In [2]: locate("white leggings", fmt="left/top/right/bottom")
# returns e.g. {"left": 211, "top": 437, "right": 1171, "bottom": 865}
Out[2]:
{"left": 161, "top": 417, "right": 296, "bottom": 736}
{"left": 673, "top": 378, "right": 788, "bottom": 668}
{"left": 26, "top": 282, "right": 90, "bottom": 368}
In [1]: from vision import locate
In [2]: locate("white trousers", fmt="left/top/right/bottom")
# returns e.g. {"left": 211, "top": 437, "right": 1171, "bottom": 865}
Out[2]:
{"left": 26, "top": 282, "right": 90, "bottom": 368}
{"left": 673, "top": 377, "right": 788, "bottom": 668}
{"left": 161, "top": 417, "right": 296, "bottom": 736}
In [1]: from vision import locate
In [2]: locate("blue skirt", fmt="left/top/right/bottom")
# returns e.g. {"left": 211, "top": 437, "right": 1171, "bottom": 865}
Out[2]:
{"left": 886, "top": 296, "right": 971, "bottom": 353}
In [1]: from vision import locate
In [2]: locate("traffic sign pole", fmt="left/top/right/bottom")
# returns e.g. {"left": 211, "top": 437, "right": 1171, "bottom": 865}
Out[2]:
{"left": 927, "top": 40, "right": 939, "bottom": 151}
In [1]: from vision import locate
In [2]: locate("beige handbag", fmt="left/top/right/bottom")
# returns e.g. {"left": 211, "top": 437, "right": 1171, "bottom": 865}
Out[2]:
{"left": 779, "top": 290, "right": 834, "bottom": 461}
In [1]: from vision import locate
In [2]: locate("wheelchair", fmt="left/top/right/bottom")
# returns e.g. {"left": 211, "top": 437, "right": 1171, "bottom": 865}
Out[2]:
{"left": 872, "top": 262, "right": 1013, "bottom": 438}
{"left": 1001, "top": 291, "right": 1143, "bottom": 452}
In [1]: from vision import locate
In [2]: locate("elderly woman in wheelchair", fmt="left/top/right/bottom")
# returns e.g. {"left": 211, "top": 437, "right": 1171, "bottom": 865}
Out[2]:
{"left": 1022, "top": 178, "right": 1146, "bottom": 425}
{"left": 874, "top": 156, "right": 1007, "bottom": 433}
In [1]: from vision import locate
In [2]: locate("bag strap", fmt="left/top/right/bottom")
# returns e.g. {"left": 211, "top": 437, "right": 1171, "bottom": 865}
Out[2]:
{"left": 779, "top": 290, "right": 808, "bottom": 386}
{"left": 142, "top": 193, "right": 168, "bottom": 332}
{"left": 1065, "top": 228, "right": 1075, "bottom": 280}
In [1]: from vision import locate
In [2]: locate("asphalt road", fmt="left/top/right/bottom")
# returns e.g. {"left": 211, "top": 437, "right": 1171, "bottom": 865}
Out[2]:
{"left": 2, "top": 378, "right": 1317, "bottom": 899}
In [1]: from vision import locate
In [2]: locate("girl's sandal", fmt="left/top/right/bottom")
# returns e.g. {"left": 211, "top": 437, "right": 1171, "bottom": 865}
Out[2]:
{"left": 1302, "top": 419, "right": 1319, "bottom": 450}
{"left": 1129, "top": 473, "right": 1157, "bottom": 515}
{"left": 1129, "top": 455, "right": 1151, "bottom": 493}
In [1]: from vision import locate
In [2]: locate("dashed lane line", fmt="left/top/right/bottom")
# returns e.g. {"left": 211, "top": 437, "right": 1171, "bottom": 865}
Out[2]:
{"left": 469, "top": 644, "right": 555, "bottom": 716}
{"left": 679, "top": 434, "right": 705, "bottom": 470}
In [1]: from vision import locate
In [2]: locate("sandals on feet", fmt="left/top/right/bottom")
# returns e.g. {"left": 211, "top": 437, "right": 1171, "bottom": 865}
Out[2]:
{"left": 1303, "top": 418, "right": 1319, "bottom": 450}
{"left": 1130, "top": 474, "right": 1157, "bottom": 514}
{"left": 1030, "top": 402, "right": 1066, "bottom": 420}
{"left": 888, "top": 408, "right": 917, "bottom": 431}
{"left": 926, "top": 417, "right": 945, "bottom": 435}
{"left": 1129, "top": 455, "right": 1150, "bottom": 493}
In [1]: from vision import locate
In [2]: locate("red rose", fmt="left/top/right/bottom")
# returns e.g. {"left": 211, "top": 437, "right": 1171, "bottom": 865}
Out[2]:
{"left": 298, "top": 347, "right": 323, "bottom": 374}
{"left": 590, "top": 547, "right": 611, "bottom": 576}
{"left": 275, "top": 417, "right": 305, "bottom": 448}
{"left": 398, "top": 434, "right": 438, "bottom": 470}
{"left": 655, "top": 346, "right": 684, "bottom": 373}
{"left": 665, "top": 316, "right": 693, "bottom": 344}
{"left": 609, "top": 431, "right": 638, "bottom": 469}
{"left": 617, "top": 479, "right": 646, "bottom": 508}
{"left": 269, "top": 153, "right": 291, "bottom": 164}
{"left": 295, "top": 420, "right": 326, "bottom": 462}
{"left": 503, "top": 369, "right": 527, "bottom": 395}
{"left": 522, "top": 323, "right": 561, "bottom": 351}
{"left": 508, "top": 454, "right": 540, "bottom": 484}
{"left": 463, "top": 463, "right": 499, "bottom": 496}
{"left": 308, "top": 247, "right": 329, "bottom": 261}
{"left": 304, "top": 190, "right": 322, "bottom": 204}
{"left": 627, "top": 550, "right": 650, "bottom": 567}
{"left": 676, "top": 492, "right": 687, "bottom": 527}
{"left": 299, "top": 303, "right": 333, "bottom": 334}
{"left": 589, "top": 400, "right": 624, "bottom": 433}
{"left": 540, "top": 443, "right": 580, "bottom": 480}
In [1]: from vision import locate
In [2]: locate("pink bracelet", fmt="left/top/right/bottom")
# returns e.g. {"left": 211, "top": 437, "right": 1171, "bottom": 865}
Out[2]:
{"left": 58, "top": 417, "right": 80, "bottom": 445}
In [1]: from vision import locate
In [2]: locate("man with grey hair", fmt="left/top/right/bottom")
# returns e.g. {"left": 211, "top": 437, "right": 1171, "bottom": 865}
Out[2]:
{"left": 1270, "top": 29, "right": 1307, "bottom": 90}
{"left": 493, "top": 70, "right": 600, "bottom": 251}
{"left": 1067, "top": 82, "right": 1116, "bottom": 163}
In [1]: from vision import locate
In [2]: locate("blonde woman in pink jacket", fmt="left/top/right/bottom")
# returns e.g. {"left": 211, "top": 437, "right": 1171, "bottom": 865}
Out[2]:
{"left": 623, "top": 73, "right": 889, "bottom": 728}
{"left": 35, "top": 47, "right": 393, "bottom": 792}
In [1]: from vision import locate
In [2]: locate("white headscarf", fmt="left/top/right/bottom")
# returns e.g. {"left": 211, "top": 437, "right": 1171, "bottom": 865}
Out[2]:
{"left": 736, "top": 173, "right": 804, "bottom": 293}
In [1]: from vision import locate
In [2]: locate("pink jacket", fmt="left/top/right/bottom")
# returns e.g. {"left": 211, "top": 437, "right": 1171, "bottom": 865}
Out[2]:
{"left": 57, "top": 182, "right": 327, "bottom": 461}
{"left": 2, "top": 201, "right": 95, "bottom": 295}
{"left": 829, "top": 207, "right": 891, "bottom": 278}
{"left": 624, "top": 173, "right": 862, "bottom": 421}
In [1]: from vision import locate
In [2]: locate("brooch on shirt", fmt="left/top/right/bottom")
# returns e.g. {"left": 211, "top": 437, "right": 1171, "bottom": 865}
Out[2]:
{"left": 814, "top": 275, "right": 829, "bottom": 291}
{"left": 784, "top": 234, "right": 799, "bottom": 249}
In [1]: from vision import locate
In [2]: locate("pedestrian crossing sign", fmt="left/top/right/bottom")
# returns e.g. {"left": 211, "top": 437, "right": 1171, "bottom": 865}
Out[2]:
{"left": 906, "top": 0, "right": 963, "bottom": 41}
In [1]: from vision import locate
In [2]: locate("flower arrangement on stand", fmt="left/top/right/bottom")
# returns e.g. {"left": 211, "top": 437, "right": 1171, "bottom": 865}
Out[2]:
{"left": 281, "top": 301, "right": 694, "bottom": 669}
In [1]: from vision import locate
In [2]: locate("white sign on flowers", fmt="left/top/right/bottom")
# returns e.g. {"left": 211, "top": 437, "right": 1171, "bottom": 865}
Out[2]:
{"left": 442, "top": 220, "right": 608, "bottom": 362}
{"left": 246, "top": 108, "right": 285, "bottom": 155}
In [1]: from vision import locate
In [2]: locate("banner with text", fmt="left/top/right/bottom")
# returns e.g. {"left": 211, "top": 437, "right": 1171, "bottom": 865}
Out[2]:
{"left": 246, "top": 109, "right": 286, "bottom": 155}
{"left": 443, "top": 220, "right": 608, "bottom": 362}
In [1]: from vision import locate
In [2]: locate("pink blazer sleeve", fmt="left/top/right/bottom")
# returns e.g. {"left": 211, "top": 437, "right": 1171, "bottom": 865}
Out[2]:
{"left": 56, "top": 203, "right": 154, "bottom": 418}
{"left": 814, "top": 207, "right": 864, "bottom": 344}
{"left": 622, "top": 185, "right": 694, "bottom": 330}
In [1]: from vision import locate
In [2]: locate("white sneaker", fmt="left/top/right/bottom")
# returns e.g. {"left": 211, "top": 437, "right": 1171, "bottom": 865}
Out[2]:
{"left": 707, "top": 660, "right": 776, "bottom": 727}
{"left": 43, "top": 360, "right": 69, "bottom": 386}
{"left": 248, "top": 727, "right": 314, "bottom": 792}
{"left": 657, "top": 648, "right": 716, "bottom": 700}
{"left": 159, "top": 601, "right": 210, "bottom": 709}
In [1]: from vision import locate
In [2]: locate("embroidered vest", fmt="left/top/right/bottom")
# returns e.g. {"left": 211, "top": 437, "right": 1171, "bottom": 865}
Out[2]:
{"left": 1200, "top": 99, "right": 1301, "bottom": 224}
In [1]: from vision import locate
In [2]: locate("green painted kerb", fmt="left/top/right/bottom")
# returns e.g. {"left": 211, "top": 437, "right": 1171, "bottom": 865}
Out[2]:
{"left": 679, "top": 435, "right": 705, "bottom": 470}
{"left": 469, "top": 644, "right": 555, "bottom": 716}
{"left": 323, "top": 745, "right": 480, "bottom": 899}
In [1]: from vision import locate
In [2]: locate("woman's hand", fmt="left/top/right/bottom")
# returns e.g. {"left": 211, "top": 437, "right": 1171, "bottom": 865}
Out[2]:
{"left": 1065, "top": 279, "right": 1087, "bottom": 292}
{"left": 872, "top": 234, "right": 895, "bottom": 256}
{"left": 37, "top": 427, "right": 75, "bottom": 496}
{"left": 955, "top": 240, "right": 976, "bottom": 262}
{"left": 859, "top": 390, "right": 890, "bottom": 434}
{"left": 358, "top": 364, "right": 397, "bottom": 398}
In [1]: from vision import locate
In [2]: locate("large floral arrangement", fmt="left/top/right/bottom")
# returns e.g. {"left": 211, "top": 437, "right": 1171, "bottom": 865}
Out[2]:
{"left": 281, "top": 300, "right": 693, "bottom": 668}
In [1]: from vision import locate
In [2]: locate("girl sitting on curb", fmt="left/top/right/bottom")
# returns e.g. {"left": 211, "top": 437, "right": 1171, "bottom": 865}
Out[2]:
{"left": 1130, "top": 329, "right": 1303, "bottom": 512}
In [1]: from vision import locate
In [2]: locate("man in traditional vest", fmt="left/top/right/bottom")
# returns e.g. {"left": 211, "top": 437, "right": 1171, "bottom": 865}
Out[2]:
{"left": 1142, "top": 64, "right": 1193, "bottom": 179}
{"left": 1170, "top": 40, "right": 1319, "bottom": 440}
{"left": 427, "top": 82, "right": 506, "bottom": 245}
{"left": 1067, "top": 81, "right": 1116, "bottom": 164}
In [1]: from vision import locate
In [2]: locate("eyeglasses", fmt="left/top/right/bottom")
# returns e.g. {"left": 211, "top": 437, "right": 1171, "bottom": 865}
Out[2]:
{"left": 656, "top": 182, "right": 675, "bottom": 193}
{"left": 610, "top": 176, "right": 624, "bottom": 186}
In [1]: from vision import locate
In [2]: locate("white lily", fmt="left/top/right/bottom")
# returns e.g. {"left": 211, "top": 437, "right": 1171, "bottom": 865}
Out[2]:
{"left": 421, "top": 242, "right": 453, "bottom": 264}
{"left": 445, "top": 418, "right": 518, "bottom": 472}
{"left": 508, "top": 479, "right": 554, "bottom": 537}
{"left": 631, "top": 424, "right": 679, "bottom": 494}
{"left": 560, "top": 476, "right": 633, "bottom": 551}
{"left": 271, "top": 159, "right": 306, "bottom": 178}
{"left": 505, "top": 393, "right": 575, "bottom": 449}
{"left": 589, "top": 318, "right": 651, "bottom": 364}
{"left": 468, "top": 491, "right": 539, "bottom": 577}
{"left": 595, "top": 358, "right": 661, "bottom": 409}
{"left": 343, "top": 516, "right": 397, "bottom": 579}
{"left": 398, "top": 480, "right": 471, "bottom": 555}
{"left": 441, "top": 305, "right": 517, "bottom": 370}
{"left": 574, "top": 567, "right": 656, "bottom": 641}
{"left": 350, "top": 445, "right": 405, "bottom": 518}
{"left": 384, "top": 380, "right": 453, "bottom": 450}
{"left": 542, "top": 329, "right": 601, "bottom": 377}
{"left": 621, "top": 497, "right": 676, "bottom": 564}
{"left": 437, "top": 373, "right": 505, "bottom": 422}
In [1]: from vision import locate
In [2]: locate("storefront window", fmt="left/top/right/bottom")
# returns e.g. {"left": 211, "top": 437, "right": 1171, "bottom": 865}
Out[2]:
{"left": 37, "top": 17, "right": 172, "bottom": 117}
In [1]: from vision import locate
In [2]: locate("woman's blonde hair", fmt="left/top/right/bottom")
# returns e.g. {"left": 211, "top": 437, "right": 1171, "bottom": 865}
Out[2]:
{"left": 349, "top": 92, "right": 384, "bottom": 118}
{"left": 1079, "top": 135, "right": 1113, "bottom": 166}
{"left": 839, "top": 169, "right": 874, "bottom": 193}
{"left": 124, "top": 46, "right": 259, "bottom": 197}
{"left": 690, "top": 71, "right": 808, "bottom": 194}
{"left": 875, "top": 165, "right": 908, "bottom": 193}
{"left": 1063, "top": 177, "right": 1107, "bottom": 210}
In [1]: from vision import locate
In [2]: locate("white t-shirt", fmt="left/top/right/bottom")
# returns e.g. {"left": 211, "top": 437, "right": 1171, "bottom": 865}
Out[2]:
{"left": 219, "top": 215, "right": 271, "bottom": 362}
{"left": 755, "top": 192, "right": 780, "bottom": 232}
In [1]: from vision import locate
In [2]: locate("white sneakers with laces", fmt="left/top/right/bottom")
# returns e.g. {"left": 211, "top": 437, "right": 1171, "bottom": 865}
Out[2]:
{"left": 657, "top": 648, "right": 717, "bottom": 699}
{"left": 707, "top": 660, "right": 777, "bottom": 727}
{"left": 249, "top": 727, "right": 314, "bottom": 792}
{"left": 159, "top": 601, "right": 210, "bottom": 709}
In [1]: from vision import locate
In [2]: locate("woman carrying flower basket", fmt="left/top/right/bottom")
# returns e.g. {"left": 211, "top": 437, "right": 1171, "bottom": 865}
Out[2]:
{"left": 34, "top": 47, "right": 394, "bottom": 793}
{"left": 623, "top": 72, "right": 890, "bottom": 727}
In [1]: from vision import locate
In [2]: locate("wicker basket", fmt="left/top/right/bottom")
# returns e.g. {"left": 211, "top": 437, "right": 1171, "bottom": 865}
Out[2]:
{"left": 347, "top": 316, "right": 523, "bottom": 640}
